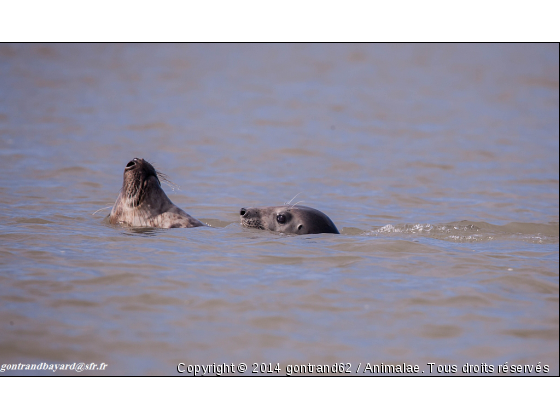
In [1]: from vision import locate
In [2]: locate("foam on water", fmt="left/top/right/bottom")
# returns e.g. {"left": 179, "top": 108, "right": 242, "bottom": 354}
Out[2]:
{"left": 370, "top": 221, "right": 559, "bottom": 244}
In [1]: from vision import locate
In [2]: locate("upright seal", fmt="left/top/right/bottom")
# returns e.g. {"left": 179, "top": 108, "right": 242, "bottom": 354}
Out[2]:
{"left": 239, "top": 205, "right": 339, "bottom": 235}
{"left": 109, "top": 158, "right": 204, "bottom": 228}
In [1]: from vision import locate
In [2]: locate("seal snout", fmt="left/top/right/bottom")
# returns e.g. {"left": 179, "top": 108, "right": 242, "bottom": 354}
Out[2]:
{"left": 240, "top": 207, "right": 258, "bottom": 218}
{"left": 239, "top": 207, "right": 264, "bottom": 230}
{"left": 125, "top": 158, "right": 140, "bottom": 169}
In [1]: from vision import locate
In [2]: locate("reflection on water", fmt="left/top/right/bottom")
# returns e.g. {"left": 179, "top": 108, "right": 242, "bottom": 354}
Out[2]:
{"left": 0, "top": 43, "right": 558, "bottom": 375}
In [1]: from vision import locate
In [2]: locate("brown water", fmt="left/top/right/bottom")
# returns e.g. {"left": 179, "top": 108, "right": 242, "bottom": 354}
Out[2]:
{"left": 0, "top": 43, "right": 558, "bottom": 375}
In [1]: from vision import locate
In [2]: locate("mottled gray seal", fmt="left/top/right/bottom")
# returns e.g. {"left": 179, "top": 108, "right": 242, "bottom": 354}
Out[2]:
{"left": 109, "top": 158, "right": 204, "bottom": 228}
{"left": 239, "top": 205, "right": 339, "bottom": 235}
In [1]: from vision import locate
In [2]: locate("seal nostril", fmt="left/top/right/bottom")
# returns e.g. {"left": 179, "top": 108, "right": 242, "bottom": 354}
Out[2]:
{"left": 240, "top": 208, "right": 246, "bottom": 217}
{"left": 126, "top": 160, "right": 136, "bottom": 168}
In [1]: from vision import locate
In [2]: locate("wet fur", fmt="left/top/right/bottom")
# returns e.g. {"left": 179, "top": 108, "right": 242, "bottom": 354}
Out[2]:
{"left": 109, "top": 158, "right": 204, "bottom": 228}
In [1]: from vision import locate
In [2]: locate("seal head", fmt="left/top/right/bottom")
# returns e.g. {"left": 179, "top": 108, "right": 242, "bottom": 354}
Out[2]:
{"left": 239, "top": 205, "right": 339, "bottom": 235}
{"left": 109, "top": 158, "right": 204, "bottom": 228}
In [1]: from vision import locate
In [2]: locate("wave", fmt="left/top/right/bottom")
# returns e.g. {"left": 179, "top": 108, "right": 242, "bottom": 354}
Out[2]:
{"left": 366, "top": 221, "right": 559, "bottom": 244}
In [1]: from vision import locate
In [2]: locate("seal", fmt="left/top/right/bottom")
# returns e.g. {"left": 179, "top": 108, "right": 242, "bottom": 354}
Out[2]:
{"left": 109, "top": 158, "right": 205, "bottom": 228}
{"left": 239, "top": 205, "right": 339, "bottom": 235}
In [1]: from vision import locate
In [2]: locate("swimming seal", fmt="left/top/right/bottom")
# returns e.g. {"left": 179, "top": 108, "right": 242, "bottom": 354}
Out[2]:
{"left": 239, "top": 205, "right": 339, "bottom": 235}
{"left": 109, "top": 158, "right": 204, "bottom": 228}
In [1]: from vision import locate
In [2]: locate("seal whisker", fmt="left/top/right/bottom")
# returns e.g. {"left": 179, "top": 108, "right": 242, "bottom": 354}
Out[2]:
{"left": 155, "top": 169, "right": 181, "bottom": 192}
{"left": 92, "top": 205, "right": 114, "bottom": 216}
{"left": 160, "top": 179, "right": 181, "bottom": 192}
{"left": 285, "top": 192, "right": 303, "bottom": 205}
{"left": 290, "top": 200, "right": 305, "bottom": 209}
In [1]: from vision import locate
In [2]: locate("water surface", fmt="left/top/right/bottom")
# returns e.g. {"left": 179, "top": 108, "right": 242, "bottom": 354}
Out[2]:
{"left": 0, "top": 43, "right": 558, "bottom": 375}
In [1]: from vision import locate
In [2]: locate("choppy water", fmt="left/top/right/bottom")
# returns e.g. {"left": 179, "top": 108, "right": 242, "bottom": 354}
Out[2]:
{"left": 0, "top": 43, "right": 558, "bottom": 375}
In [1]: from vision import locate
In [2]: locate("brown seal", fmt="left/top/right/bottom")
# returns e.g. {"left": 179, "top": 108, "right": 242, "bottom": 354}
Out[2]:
{"left": 239, "top": 205, "right": 339, "bottom": 235}
{"left": 109, "top": 158, "right": 204, "bottom": 228}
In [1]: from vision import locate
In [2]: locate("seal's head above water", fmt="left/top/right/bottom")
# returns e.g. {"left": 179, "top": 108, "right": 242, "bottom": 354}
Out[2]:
{"left": 239, "top": 205, "right": 339, "bottom": 235}
{"left": 109, "top": 158, "right": 204, "bottom": 228}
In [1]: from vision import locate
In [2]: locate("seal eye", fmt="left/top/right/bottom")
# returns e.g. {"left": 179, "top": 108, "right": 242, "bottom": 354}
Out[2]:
{"left": 276, "top": 214, "right": 286, "bottom": 224}
{"left": 126, "top": 160, "right": 136, "bottom": 168}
